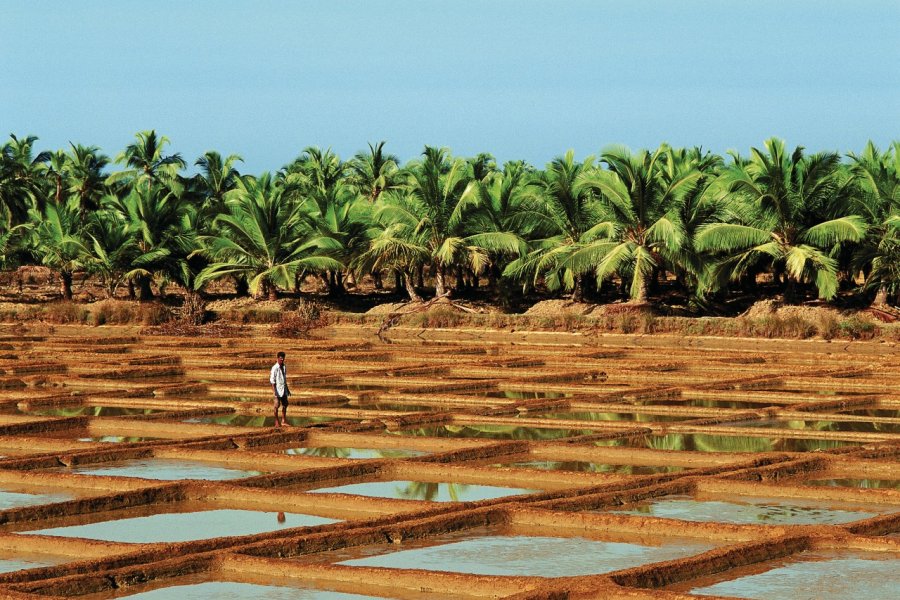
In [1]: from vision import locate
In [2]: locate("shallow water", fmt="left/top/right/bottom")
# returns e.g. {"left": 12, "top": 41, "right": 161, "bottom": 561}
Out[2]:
{"left": 76, "top": 436, "right": 166, "bottom": 443}
{"left": 836, "top": 408, "right": 900, "bottom": 419}
{"left": 613, "top": 496, "right": 884, "bottom": 525}
{"left": 339, "top": 534, "right": 713, "bottom": 576}
{"left": 281, "top": 447, "right": 426, "bottom": 459}
{"left": 182, "top": 414, "right": 337, "bottom": 427}
{"left": 688, "top": 551, "right": 899, "bottom": 599}
{"left": 391, "top": 424, "right": 596, "bottom": 441}
{"left": 0, "top": 557, "right": 54, "bottom": 573}
{"left": 125, "top": 581, "right": 377, "bottom": 599}
{"left": 25, "top": 509, "right": 337, "bottom": 543}
{"left": 627, "top": 434, "right": 862, "bottom": 453}
{"left": 23, "top": 406, "right": 165, "bottom": 417}
{"left": 0, "top": 489, "right": 72, "bottom": 509}
{"left": 742, "top": 419, "right": 900, "bottom": 435}
{"left": 537, "top": 411, "right": 695, "bottom": 423}
{"left": 482, "top": 390, "right": 569, "bottom": 399}
{"left": 639, "top": 398, "right": 780, "bottom": 409}
{"left": 309, "top": 480, "right": 536, "bottom": 502}
{"left": 60, "top": 458, "right": 262, "bottom": 480}
{"left": 493, "top": 461, "right": 684, "bottom": 475}
{"left": 804, "top": 478, "right": 900, "bottom": 490}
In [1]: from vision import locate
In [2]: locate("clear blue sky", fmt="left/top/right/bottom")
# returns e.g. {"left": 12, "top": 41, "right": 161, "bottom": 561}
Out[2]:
{"left": 2, "top": 1, "right": 898, "bottom": 174}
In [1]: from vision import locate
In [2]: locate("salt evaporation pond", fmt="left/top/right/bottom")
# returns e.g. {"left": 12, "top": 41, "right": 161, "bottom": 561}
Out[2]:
{"left": 24, "top": 509, "right": 337, "bottom": 543}
{"left": 126, "top": 581, "right": 378, "bottom": 599}
{"left": 281, "top": 446, "right": 427, "bottom": 459}
{"left": 60, "top": 457, "right": 262, "bottom": 480}
{"left": 339, "top": 534, "right": 714, "bottom": 576}
{"left": 0, "top": 489, "right": 71, "bottom": 509}
{"left": 310, "top": 480, "right": 536, "bottom": 502}
{"left": 613, "top": 495, "right": 886, "bottom": 525}
{"left": 687, "top": 551, "right": 899, "bottom": 600}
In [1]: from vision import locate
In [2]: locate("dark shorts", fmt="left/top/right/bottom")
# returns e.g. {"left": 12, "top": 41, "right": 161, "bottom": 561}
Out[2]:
{"left": 275, "top": 394, "right": 289, "bottom": 407}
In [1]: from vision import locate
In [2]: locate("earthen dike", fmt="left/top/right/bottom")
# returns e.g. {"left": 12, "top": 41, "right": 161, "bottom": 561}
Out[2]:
{"left": 0, "top": 323, "right": 896, "bottom": 598}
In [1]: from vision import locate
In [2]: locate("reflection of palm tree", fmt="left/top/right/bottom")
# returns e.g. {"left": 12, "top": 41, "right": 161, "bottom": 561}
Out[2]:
{"left": 398, "top": 481, "right": 468, "bottom": 501}
{"left": 298, "top": 447, "right": 352, "bottom": 459}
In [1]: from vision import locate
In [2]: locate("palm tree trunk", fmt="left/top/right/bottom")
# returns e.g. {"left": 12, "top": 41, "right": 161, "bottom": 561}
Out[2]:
{"left": 572, "top": 275, "right": 584, "bottom": 302}
{"left": 127, "top": 280, "right": 136, "bottom": 300}
{"left": 60, "top": 271, "right": 73, "bottom": 301}
{"left": 404, "top": 270, "right": 422, "bottom": 302}
{"left": 235, "top": 276, "right": 249, "bottom": 297}
{"left": 435, "top": 267, "right": 448, "bottom": 297}
{"left": 393, "top": 270, "right": 403, "bottom": 294}
{"left": 632, "top": 274, "right": 649, "bottom": 304}
{"left": 373, "top": 269, "right": 383, "bottom": 290}
{"left": 874, "top": 285, "right": 888, "bottom": 306}
{"left": 137, "top": 275, "right": 154, "bottom": 302}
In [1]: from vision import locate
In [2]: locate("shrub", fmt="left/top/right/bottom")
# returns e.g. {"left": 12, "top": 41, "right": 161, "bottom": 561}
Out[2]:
{"left": 816, "top": 313, "right": 840, "bottom": 340}
{"left": 272, "top": 300, "right": 327, "bottom": 337}
{"left": 43, "top": 302, "right": 89, "bottom": 324}
{"left": 838, "top": 315, "right": 876, "bottom": 340}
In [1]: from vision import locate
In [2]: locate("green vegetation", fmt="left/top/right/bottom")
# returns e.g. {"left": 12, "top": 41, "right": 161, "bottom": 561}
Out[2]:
{"left": 1, "top": 132, "right": 898, "bottom": 312}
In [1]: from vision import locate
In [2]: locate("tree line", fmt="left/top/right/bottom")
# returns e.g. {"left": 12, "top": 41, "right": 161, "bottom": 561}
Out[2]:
{"left": 1, "top": 131, "right": 898, "bottom": 310}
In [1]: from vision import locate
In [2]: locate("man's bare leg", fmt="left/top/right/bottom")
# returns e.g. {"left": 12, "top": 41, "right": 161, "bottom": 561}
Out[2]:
{"left": 281, "top": 405, "right": 289, "bottom": 426}
{"left": 274, "top": 402, "right": 283, "bottom": 427}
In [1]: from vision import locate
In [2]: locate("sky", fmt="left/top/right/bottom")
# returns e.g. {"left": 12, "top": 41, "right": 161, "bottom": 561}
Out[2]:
{"left": 2, "top": 1, "right": 898, "bottom": 174}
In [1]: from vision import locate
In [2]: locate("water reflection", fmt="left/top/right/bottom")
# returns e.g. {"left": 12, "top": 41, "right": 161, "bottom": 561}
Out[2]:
{"left": 539, "top": 412, "right": 693, "bottom": 423}
{"left": 805, "top": 478, "right": 900, "bottom": 490}
{"left": 494, "top": 461, "right": 684, "bottom": 475}
{"left": 739, "top": 419, "right": 900, "bottom": 435}
{"left": 127, "top": 581, "right": 377, "bottom": 599}
{"left": 24, "top": 406, "right": 164, "bottom": 417}
{"left": 25, "top": 509, "right": 337, "bottom": 543}
{"left": 282, "top": 447, "right": 426, "bottom": 459}
{"left": 310, "top": 480, "right": 536, "bottom": 502}
{"left": 615, "top": 497, "right": 883, "bottom": 525}
{"left": 59, "top": 458, "right": 262, "bottom": 480}
{"left": 392, "top": 424, "right": 596, "bottom": 441}
{"left": 182, "top": 415, "right": 337, "bottom": 427}
{"left": 628, "top": 434, "right": 862, "bottom": 453}
{"left": 688, "top": 551, "right": 899, "bottom": 600}
{"left": 339, "top": 534, "right": 714, "bottom": 576}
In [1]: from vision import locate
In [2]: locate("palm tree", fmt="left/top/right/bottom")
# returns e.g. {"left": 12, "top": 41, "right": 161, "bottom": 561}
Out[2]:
{"left": 195, "top": 173, "right": 342, "bottom": 299}
{"left": 191, "top": 150, "right": 243, "bottom": 224}
{"left": 103, "top": 183, "right": 193, "bottom": 300}
{"left": 503, "top": 150, "right": 606, "bottom": 301}
{"left": 849, "top": 142, "right": 900, "bottom": 305}
{"left": 26, "top": 197, "right": 88, "bottom": 300}
{"left": 379, "top": 146, "right": 519, "bottom": 297}
{"left": 106, "top": 130, "right": 186, "bottom": 193}
{"left": 0, "top": 134, "right": 50, "bottom": 226}
{"left": 347, "top": 141, "right": 401, "bottom": 202}
{"left": 574, "top": 144, "right": 710, "bottom": 303}
{"left": 83, "top": 206, "right": 140, "bottom": 298}
{"left": 696, "top": 138, "right": 866, "bottom": 302}
{"left": 64, "top": 144, "right": 110, "bottom": 214}
{"left": 457, "top": 160, "right": 535, "bottom": 291}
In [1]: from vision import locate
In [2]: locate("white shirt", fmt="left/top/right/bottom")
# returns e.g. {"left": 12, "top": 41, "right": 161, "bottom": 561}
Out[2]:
{"left": 270, "top": 362, "right": 288, "bottom": 397}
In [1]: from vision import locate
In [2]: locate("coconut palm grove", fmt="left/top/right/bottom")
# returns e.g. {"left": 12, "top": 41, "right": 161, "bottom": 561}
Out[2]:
{"left": 1, "top": 131, "right": 898, "bottom": 313}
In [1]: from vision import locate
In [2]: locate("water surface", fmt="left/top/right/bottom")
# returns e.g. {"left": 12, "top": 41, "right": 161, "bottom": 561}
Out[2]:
{"left": 25, "top": 509, "right": 337, "bottom": 543}
{"left": 126, "top": 581, "right": 377, "bottom": 599}
{"left": 281, "top": 447, "right": 426, "bottom": 459}
{"left": 0, "top": 489, "right": 72, "bottom": 509}
{"left": 340, "top": 534, "right": 713, "bottom": 576}
{"left": 689, "top": 551, "right": 899, "bottom": 600}
{"left": 310, "top": 480, "right": 536, "bottom": 502}
{"left": 614, "top": 496, "right": 884, "bottom": 525}
{"left": 60, "top": 458, "right": 262, "bottom": 480}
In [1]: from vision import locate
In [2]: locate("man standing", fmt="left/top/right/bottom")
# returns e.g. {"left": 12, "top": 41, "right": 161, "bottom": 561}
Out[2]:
{"left": 270, "top": 351, "right": 290, "bottom": 426}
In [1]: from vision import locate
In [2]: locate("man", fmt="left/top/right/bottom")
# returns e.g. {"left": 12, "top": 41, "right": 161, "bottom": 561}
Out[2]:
{"left": 270, "top": 351, "right": 291, "bottom": 426}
